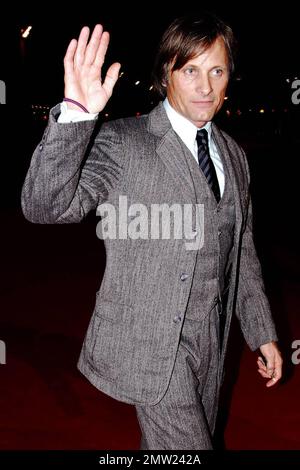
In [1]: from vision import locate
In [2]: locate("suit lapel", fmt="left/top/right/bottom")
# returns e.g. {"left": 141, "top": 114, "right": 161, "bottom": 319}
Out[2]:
{"left": 147, "top": 103, "right": 246, "bottom": 225}
{"left": 211, "top": 123, "right": 244, "bottom": 226}
{"left": 147, "top": 102, "right": 196, "bottom": 204}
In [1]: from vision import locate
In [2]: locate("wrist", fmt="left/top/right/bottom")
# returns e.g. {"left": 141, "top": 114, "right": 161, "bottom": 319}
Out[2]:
{"left": 63, "top": 97, "right": 89, "bottom": 113}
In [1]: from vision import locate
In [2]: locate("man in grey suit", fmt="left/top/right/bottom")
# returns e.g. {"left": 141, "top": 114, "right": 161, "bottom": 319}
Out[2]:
{"left": 22, "top": 13, "right": 282, "bottom": 449}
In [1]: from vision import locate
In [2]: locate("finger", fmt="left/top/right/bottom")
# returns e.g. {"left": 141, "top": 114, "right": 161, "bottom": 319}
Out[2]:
{"left": 257, "top": 358, "right": 267, "bottom": 373}
{"left": 93, "top": 31, "right": 110, "bottom": 69}
{"left": 257, "top": 368, "right": 271, "bottom": 379}
{"left": 74, "top": 26, "right": 90, "bottom": 67}
{"left": 64, "top": 39, "right": 77, "bottom": 75}
{"left": 257, "top": 363, "right": 267, "bottom": 374}
{"left": 102, "top": 62, "right": 121, "bottom": 97}
{"left": 273, "top": 360, "right": 283, "bottom": 382}
{"left": 257, "top": 358, "right": 266, "bottom": 368}
{"left": 266, "top": 374, "right": 279, "bottom": 387}
{"left": 263, "top": 356, "right": 275, "bottom": 378}
{"left": 84, "top": 24, "right": 103, "bottom": 66}
{"left": 265, "top": 362, "right": 281, "bottom": 387}
{"left": 257, "top": 356, "right": 267, "bottom": 368}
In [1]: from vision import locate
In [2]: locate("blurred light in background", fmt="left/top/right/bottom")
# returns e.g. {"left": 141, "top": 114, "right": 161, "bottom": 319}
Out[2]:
{"left": 21, "top": 26, "right": 32, "bottom": 38}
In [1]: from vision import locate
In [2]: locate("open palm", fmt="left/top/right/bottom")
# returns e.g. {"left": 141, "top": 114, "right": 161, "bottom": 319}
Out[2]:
{"left": 63, "top": 24, "right": 121, "bottom": 113}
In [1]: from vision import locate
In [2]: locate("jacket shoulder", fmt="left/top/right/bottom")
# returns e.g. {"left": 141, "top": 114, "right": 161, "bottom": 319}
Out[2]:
{"left": 99, "top": 113, "right": 149, "bottom": 137}
{"left": 214, "top": 124, "right": 250, "bottom": 184}
{"left": 218, "top": 128, "right": 246, "bottom": 156}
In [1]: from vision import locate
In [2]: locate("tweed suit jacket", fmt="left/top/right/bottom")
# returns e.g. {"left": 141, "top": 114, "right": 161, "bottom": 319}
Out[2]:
{"left": 21, "top": 102, "right": 278, "bottom": 405}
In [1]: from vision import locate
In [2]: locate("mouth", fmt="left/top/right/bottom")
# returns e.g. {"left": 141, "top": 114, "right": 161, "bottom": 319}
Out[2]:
{"left": 191, "top": 101, "right": 214, "bottom": 108}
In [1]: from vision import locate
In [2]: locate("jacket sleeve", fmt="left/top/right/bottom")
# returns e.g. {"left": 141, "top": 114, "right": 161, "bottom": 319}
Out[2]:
{"left": 21, "top": 104, "right": 125, "bottom": 224}
{"left": 235, "top": 150, "right": 278, "bottom": 351}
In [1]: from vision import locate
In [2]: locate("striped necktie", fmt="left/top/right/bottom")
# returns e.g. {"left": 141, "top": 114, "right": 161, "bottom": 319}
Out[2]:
{"left": 196, "top": 129, "right": 221, "bottom": 203}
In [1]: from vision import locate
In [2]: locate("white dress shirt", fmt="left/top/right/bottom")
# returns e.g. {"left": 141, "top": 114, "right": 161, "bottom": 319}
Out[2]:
{"left": 58, "top": 98, "right": 225, "bottom": 196}
{"left": 163, "top": 98, "right": 224, "bottom": 196}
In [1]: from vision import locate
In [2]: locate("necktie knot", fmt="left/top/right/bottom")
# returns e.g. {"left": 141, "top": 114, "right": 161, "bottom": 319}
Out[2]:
{"left": 196, "top": 129, "right": 209, "bottom": 151}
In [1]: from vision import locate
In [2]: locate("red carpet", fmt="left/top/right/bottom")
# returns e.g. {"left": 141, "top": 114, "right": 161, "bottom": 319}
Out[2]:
{"left": 1, "top": 210, "right": 299, "bottom": 449}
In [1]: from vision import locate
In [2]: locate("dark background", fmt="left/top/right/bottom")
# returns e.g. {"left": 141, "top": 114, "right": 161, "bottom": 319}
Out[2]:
{"left": 0, "top": 2, "right": 300, "bottom": 450}
{"left": 1, "top": 3, "right": 300, "bottom": 207}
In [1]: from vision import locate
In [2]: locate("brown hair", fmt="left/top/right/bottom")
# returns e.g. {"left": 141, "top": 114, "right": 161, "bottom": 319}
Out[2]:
{"left": 152, "top": 13, "right": 237, "bottom": 97}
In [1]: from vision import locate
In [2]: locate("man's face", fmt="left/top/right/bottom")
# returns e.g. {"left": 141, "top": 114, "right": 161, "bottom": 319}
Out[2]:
{"left": 166, "top": 36, "right": 229, "bottom": 128}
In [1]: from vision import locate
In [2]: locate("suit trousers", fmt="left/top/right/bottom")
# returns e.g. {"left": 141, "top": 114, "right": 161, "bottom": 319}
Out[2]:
{"left": 135, "top": 306, "right": 222, "bottom": 450}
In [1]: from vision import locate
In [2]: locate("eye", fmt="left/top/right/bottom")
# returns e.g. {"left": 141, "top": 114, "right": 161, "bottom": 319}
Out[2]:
{"left": 212, "top": 68, "right": 224, "bottom": 77}
{"left": 183, "top": 66, "right": 197, "bottom": 77}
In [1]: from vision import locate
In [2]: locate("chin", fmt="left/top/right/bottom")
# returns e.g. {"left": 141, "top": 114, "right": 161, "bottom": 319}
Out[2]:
{"left": 194, "top": 113, "right": 212, "bottom": 123}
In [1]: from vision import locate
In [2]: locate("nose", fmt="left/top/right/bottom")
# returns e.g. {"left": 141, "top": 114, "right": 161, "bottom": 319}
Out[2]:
{"left": 195, "top": 73, "right": 213, "bottom": 96}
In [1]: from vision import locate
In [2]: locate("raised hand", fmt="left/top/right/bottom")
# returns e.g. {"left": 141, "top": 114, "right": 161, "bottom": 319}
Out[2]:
{"left": 63, "top": 24, "right": 121, "bottom": 113}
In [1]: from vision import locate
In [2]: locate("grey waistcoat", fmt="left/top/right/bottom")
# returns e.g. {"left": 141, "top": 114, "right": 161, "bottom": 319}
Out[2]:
{"left": 177, "top": 132, "right": 236, "bottom": 322}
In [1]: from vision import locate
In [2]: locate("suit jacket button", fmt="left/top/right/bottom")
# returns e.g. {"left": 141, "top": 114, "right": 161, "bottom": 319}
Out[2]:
{"left": 39, "top": 144, "right": 43, "bottom": 151}
{"left": 173, "top": 315, "right": 182, "bottom": 323}
{"left": 180, "top": 273, "right": 188, "bottom": 281}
